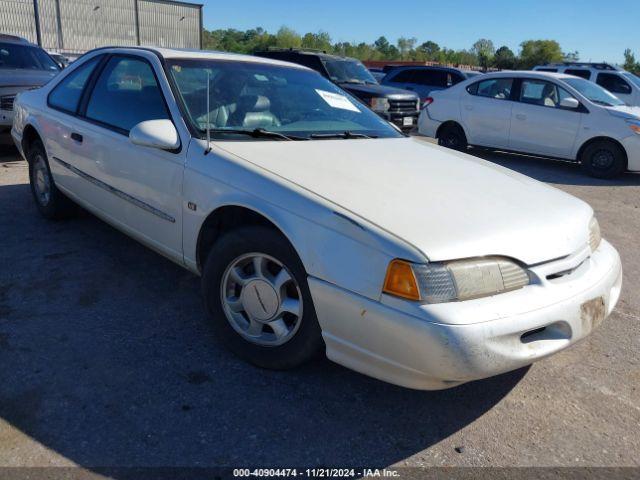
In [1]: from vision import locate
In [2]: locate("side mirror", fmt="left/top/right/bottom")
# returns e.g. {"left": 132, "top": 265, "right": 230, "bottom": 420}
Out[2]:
{"left": 129, "top": 119, "right": 180, "bottom": 150}
{"left": 560, "top": 97, "right": 580, "bottom": 109}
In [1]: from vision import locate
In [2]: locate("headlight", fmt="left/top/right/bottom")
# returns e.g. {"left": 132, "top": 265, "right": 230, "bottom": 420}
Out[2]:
{"left": 383, "top": 257, "right": 530, "bottom": 303}
{"left": 626, "top": 120, "right": 640, "bottom": 135}
{"left": 589, "top": 216, "right": 602, "bottom": 252}
{"left": 370, "top": 97, "right": 390, "bottom": 113}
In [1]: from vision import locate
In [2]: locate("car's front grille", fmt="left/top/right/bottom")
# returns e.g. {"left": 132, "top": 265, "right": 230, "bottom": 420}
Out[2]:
{"left": 389, "top": 99, "right": 418, "bottom": 114}
{"left": 0, "top": 95, "right": 15, "bottom": 111}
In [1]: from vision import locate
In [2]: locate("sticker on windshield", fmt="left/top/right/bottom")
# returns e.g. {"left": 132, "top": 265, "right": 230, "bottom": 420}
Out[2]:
{"left": 315, "top": 89, "right": 360, "bottom": 112}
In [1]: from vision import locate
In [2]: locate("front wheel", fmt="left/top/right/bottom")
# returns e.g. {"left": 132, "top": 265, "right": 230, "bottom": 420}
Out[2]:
{"left": 201, "top": 226, "right": 324, "bottom": 370}
{"left": 580, "top": 140, "right": 627, "bottom": 179}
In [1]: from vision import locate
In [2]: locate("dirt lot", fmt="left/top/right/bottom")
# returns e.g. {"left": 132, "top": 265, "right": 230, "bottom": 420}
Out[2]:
{"left": 0, "top": 132, "right": 639, "bottom": 474}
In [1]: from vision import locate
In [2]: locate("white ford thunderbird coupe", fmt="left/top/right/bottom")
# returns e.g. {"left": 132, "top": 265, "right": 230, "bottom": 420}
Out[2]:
{"left": 11, "top": 47, "right": 622, "bottom": 390}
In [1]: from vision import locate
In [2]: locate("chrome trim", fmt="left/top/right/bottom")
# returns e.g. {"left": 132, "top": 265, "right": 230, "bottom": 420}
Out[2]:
{"left": 52, "top": 157, "right": 176, "bottom": 223}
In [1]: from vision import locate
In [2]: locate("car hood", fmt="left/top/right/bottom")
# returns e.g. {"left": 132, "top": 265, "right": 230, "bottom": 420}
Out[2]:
{"left": 605, "top": 105, "right": 640, "bottom": 121}
{"left": 216, "top": 138, "right": 592, "bottom": 265}
{"left": 0, "top": 69, "right": 57, "bottom": 88}
{"left": 338, "top": 82, "right": 418, "bottom": 100}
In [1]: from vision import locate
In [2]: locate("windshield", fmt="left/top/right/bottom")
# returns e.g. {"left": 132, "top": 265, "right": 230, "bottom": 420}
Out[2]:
{"left": 564, "top": 77, "right": 625, "bottom": 107}
{"left": 322, "top": 58, "right": 378, "bottom": 85}
{"left": 0, "top": 42, "right": 59, "bottom": 71}
{"left": 168, "top": 59, "right": 402, "bottom": 141}
{"left": 623, "top": 72, "right": 640, "bottom": 89}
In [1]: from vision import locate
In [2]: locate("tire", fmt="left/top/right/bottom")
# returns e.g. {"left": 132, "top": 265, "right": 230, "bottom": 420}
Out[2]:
{"left": 438, "top": 124, "right": 468, "bottom": 151}
{"left": 27, "top": 139, "right": 75, "bottom": 219}
{"left": 201, "top": 225, "right": 324, "bottom": 370}
{"left": 580, "top": 140, "right": 627, "bottom": 179}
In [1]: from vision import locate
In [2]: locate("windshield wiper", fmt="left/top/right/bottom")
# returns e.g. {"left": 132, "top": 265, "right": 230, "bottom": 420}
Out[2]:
{"left": 207, "top": 128, "right": 307, "bottom": 141}
{"left": 309, "top": 131, "right": 378, "bottom": 140}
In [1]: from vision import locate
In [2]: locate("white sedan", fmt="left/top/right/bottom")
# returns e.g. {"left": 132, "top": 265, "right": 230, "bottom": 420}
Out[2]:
{"left": 12, "top": 47, "right": 622, "bottom": 390}
{"left": 418, "top": 71, "right": 640, "bottom": 178}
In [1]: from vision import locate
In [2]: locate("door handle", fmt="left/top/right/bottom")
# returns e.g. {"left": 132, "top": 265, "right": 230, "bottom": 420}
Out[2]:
{"left": 464, "top": 105, "right": 473, "bottom": 111}
{"left": 71, "top": 132, "right": 83, "bottom": 143}
{"left": 515, "top": 113, "right": 527, "bottom": 121}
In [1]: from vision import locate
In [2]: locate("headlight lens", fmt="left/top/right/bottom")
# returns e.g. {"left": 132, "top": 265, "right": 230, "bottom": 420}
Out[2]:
{"left": 626, "top": 120, "right": 640, "bottom": 135}
{"left": 370, "top": 97, "right": 390, "bottom": 113}
{"left": 383, "top": 257, "right": 530, "bottom": 303}
{"left": 589, "top": 216, "right": 602, "bottom": 252}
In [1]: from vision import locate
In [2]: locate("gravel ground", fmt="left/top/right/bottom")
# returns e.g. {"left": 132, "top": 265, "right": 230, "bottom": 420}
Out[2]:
{"left": 0, "top": 133, "right": 639, "bottom": 474}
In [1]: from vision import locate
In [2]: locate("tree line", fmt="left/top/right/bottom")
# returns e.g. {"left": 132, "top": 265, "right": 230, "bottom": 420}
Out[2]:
{"left": 202, "top": 26, "right": 635, "bottom": 72}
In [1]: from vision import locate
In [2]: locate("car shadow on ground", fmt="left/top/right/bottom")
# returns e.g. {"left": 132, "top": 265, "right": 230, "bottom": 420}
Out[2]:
{"left": 470, "top": 147, "right": 640, "bottom": 187}
{"left": 0, "top": 181, "right": 528, "bottom": 472}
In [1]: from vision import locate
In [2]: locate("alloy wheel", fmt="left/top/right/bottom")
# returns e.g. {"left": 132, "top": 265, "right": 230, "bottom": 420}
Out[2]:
{"left": 220, "top": 253, "right": 303, "bottom": 346}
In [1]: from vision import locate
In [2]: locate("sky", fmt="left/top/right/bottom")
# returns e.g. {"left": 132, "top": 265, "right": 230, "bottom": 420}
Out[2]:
{"left": 201, "top": 0, "right": 639, "bottom": 64}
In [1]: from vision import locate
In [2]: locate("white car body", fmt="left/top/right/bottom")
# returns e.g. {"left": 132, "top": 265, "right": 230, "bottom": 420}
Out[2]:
{"left": 12, "top": 48, "right": 622, "bottom": 390}
{"left": 533, "top": 64, "right": 640, "bottom": 107}
{"left": 418, "top": 71, "right": 640, "bottom": 173}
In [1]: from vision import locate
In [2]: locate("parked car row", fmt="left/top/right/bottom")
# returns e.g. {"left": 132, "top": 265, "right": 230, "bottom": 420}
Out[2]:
{"left": 0, "top": 34, "right": 60, "bottom": 131}
{"left": 418, "top": 71, "right": 640, "bottom": 178}
{"left": 10, "top": 46, "right": 622, "bottom": 390}
{"left": 255, "top": 49, "right": 421, "bottom": 130}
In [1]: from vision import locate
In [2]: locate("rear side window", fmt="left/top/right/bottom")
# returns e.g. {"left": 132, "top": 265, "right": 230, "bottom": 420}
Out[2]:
{"left": 48, "top": 56, "right": 101, "bottom": 113}
{"left": 412, "top": 69, "right": 449, "bottom": 87}
{"left": 596, "top": 73, "right": 632, "bottom": 95}
{"left": 471, "top": 78, "right": 514, "bottom": 99}
{"left": 564, "top": 69, "right": 591, "bottom": 80}
{"left": 389, "top": 69, "right": 415, "bottom": 82}
{"left": 85, "top": 56, "right": 169, "bottom": 132}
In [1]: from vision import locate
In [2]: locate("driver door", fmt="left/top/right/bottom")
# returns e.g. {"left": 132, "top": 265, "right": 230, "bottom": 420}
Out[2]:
{"left": 68, "top": 54, "right": 185, "bottom": 260}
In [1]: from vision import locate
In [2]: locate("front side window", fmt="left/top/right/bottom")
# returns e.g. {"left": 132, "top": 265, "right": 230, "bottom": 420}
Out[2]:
{"left": 564, "top": 77, "right": 625, "bottom": 107}
{"left": 472, "top": 78, "right": 514, "bottom": 99}
{"left": 564, "top": 69, "right": 591, "bottom": 80}
{"left": 86, "top": 56, "right": 169, "bottom": 132}
{"left": 596, "top": 73, "right": 632, "bottom": 95}
{"left": 48, "top": 56, "right": 101, "bottom": 113}
{"left": 168, "top": 59, "right": 403, "bottom": 140}
{"left": 519, "top": 79, "right": 575, "bottom": 108}
{"left": 623, "top": 72, "right": 640, "bottom": 88}
{"left": 0, "top": 42, "right": 59, "bottom": 71}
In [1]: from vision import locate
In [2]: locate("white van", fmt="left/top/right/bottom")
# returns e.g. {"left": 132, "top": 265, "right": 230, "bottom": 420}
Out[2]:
{"left": 533, "top": 62, "right": 640, "bottom": 106}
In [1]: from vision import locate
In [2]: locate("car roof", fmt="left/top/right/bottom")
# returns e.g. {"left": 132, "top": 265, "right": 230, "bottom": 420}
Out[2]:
{"left": 258, "top": 49, "right": 359, "bottom": 62}
{"left": 83, "top": 46, "right": 310, "bottom": 70}
{"left": 476, "top": 70, "right": 582, "bottom": 81}
{"left": 388, "top": 65, "right": 464, "bottom": 73}
{"left": 0, "top": 34, "right": 34, "bottom": 45}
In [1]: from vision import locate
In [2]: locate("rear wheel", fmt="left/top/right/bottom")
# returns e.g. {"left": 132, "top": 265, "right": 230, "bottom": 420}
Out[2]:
{"left": 27, "top": 139, "right": 75, "bottom": 219}
{"left": 201, "top": 226, "right": 324, "bottom": 370}
{"left": 580, "top": 140, "right": 627, "bottom": 179}
{"left": 438, "top": 124, "right": 468, "bottom": 151}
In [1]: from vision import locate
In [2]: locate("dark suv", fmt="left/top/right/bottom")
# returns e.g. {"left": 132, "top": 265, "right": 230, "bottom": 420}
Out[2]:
{"left": 382, "top": 66, "right": 482, "bottom": 103}
{"left": 255, "top": 49, "right": 420, "bottom": 131}
{"left": 0, "top": 34, "right": 60, "bottom": 131}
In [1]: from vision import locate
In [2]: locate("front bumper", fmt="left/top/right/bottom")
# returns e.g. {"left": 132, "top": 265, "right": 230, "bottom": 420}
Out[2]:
{"left": 620, "top": 134, "right": 640, "bottom": 171}
{"left": 0, "top": 109, "right": 13, "bottom": 129}
{"left": 310, "top": 240, "right": 622, "bottom": 390}
{"left": 383, "top": 111, "right": 420, "bottom": 130}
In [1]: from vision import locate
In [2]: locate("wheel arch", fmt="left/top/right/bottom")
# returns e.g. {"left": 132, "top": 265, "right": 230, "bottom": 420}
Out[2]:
{"left": 436, "top": 120, "right": 467, "bottom": 139}
{"left": 195, "top": 204, "right": 302, "bottom": 274}
{"left": 576, "top": 136, "right": 628, "bottom": 167}
{"left": 21, "top": 123, "right": 45, "bottom": 161}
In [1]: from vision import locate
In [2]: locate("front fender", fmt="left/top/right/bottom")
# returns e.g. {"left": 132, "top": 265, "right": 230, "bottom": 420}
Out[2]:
{"left": 183, "top": 139, "right": 426, "bottom": 301}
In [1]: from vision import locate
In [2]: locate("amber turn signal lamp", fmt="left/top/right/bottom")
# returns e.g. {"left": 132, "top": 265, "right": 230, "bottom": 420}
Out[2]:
{"left": 383, "top": 259, "right": 421, "bottom": 301}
